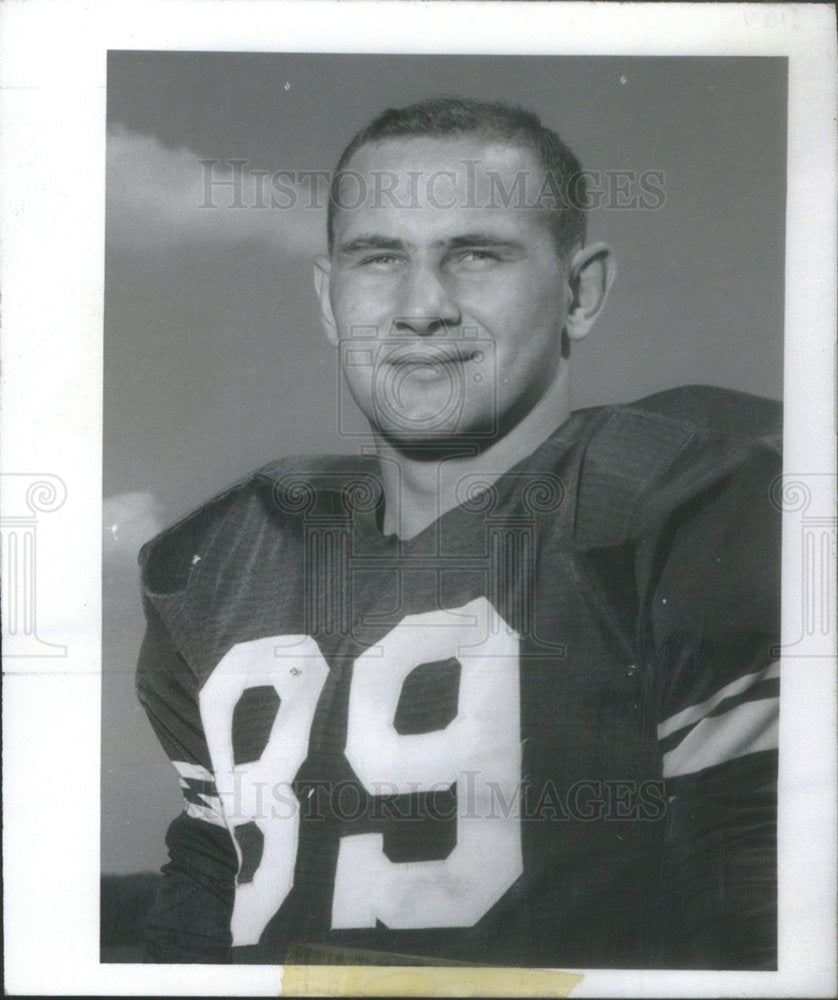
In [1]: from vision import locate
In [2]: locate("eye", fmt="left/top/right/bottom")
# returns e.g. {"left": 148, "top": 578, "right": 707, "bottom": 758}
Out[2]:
{"left": 452, "top": 249, "right": 501, "bottom": 270}
{"left": 360, "top": 254, "right": 404, "bottom": 272}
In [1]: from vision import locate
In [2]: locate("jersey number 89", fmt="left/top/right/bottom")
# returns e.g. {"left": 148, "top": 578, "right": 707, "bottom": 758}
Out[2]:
{"left": 200, "top": 597, "right": 523, "bottom": 946}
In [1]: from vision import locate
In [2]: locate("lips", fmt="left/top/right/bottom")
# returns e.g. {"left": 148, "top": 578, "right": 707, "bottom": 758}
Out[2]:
{"left": 386, "top": 347, "right": 477, "bottom": 367}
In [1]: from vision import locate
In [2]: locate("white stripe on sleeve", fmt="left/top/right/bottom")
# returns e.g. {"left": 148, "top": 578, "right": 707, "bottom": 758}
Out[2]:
{"left": 657, "top": 660, "right": 780, "bottom": 741}
{"left": 661, "top": 696, "right": 779, "bottom": 780}
{"left": 173, "top": 759, "right": 227, "bottom": 827}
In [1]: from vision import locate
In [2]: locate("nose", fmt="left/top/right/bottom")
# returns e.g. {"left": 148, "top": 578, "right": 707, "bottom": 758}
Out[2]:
{"left": 393, "top": 263, "right": 460, "bottom": 336}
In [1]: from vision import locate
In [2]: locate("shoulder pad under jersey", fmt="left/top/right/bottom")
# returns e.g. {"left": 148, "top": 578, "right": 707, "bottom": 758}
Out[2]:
{"left": 139, "top": 453, "right": 382, "bottom": 596}
{"left": 573, "top": 385, "right": 781, "bottom": 550}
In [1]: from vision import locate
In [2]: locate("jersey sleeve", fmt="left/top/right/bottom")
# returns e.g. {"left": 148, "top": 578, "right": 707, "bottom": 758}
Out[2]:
{"left": 644, "top": 442, "right": 780, "bottom": 968}
{"left": 136, "top": 592, "right": 237, "bottom": 963}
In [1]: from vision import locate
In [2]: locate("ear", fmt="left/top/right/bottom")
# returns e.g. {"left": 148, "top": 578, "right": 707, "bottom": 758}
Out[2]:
{"left": 564, "top": 241, "right": 615, "bottom": 343}
{"left": 313, "top": 253, "right": 338, "bottom": 346}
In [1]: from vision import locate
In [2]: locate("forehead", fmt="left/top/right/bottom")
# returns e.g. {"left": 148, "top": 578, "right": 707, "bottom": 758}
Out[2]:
{"left": 333, "top": 136, "right": 552, "bottom": 244}
{"left": 346, "top": 134, "right": 541, "bottom": 178}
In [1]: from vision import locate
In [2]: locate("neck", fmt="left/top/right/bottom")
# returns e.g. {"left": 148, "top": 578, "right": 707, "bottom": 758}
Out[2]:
{"left": 374, "top": 367, "right": 573, "bottom": 539}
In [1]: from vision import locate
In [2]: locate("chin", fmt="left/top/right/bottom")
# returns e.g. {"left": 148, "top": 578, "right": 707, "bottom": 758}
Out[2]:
{"left": 375, "top": 416, "right": 500, "bottom": 456}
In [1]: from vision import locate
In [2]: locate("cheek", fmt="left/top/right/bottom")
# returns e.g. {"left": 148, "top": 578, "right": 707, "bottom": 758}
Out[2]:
{"left": 333, "top": 280, "right": 395, "bottom": 337}
{"left": 461, "top": 268, "right": 564, "bottom": 330}
{"left": 340, "top": 355, "right": 376, "bottom": 413}
{"left": 467, "top": 293, "right": 564, "bottom": 360}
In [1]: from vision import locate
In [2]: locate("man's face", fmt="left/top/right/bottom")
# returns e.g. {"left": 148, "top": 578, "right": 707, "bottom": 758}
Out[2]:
{"left": 316, "top": 136, "right": 574, "bottom": 445}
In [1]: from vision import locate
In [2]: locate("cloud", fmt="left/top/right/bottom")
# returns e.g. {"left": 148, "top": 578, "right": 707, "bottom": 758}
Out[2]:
{"left": 107, "top": 126, "right": 326, "bottom": 256}
{"left": 103, "top": 491, "right": 165, "bottom": 565}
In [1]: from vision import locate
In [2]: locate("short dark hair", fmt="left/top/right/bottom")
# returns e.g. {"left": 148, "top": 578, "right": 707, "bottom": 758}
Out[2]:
{"left": 327, "top": 96, "right": 587, "bottom": 257}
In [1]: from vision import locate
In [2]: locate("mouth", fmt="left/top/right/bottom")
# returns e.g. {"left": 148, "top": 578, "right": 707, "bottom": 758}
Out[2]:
{"left": 386, "top": 348, "right": 478, "bottom": 368}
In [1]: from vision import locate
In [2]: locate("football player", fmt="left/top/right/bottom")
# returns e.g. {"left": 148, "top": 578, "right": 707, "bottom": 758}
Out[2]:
{"left": 137, "top": 97, "right": 781, "bottom": 968}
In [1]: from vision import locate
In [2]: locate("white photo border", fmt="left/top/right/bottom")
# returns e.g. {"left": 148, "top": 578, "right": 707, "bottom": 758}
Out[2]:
{"left": 1, "top": 2, "right": 836, "bottom": 996}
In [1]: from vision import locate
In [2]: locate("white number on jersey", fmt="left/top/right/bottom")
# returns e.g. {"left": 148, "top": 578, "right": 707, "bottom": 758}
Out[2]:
{"left": 333, "top": 598, "right": 522, "bottom": 928}
{"left": 201, "top": 598, "right": 522, "bottom": 945}
{"left": 201, "top": 635, "right": 329, "bottom": 945}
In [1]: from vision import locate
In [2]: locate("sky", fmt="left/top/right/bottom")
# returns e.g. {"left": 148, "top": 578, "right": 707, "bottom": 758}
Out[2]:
{"left": 102, "top": 52, "right": 787, "bottom": 874}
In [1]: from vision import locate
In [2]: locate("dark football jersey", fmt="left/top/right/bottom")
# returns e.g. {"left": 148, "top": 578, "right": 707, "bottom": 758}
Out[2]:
{"left": 136, "top": 386, "right": 781, "bottom": 968}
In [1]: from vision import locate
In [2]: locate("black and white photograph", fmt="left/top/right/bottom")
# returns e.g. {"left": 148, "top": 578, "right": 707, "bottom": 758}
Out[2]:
{"left": 2, "top": 3, "right": 836, "bottom": 997}
{"left": 102, "top": 50, "right": 787, "bottom": 971}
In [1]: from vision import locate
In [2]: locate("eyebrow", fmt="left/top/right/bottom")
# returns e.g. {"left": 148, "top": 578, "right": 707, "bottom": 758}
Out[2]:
{"left": 336, "top": 233, "right": 526, "bottom": 255}
{"left": 447, "top": 234, "right": 526, "bottom": 251}
{"left": 337, "top": 236, "right": 410, "bottom": 254}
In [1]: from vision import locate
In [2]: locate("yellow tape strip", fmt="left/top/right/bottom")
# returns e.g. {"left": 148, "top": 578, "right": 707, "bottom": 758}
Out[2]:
{"left": 281, "top": 963, "right": 584, "bottom": 997}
